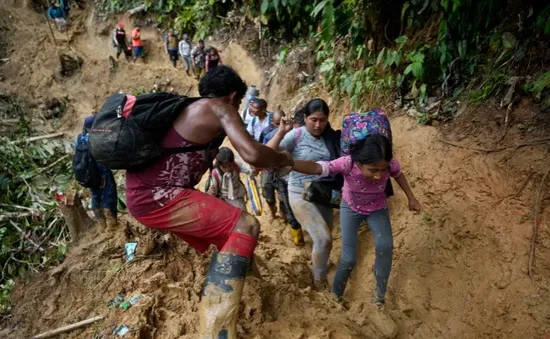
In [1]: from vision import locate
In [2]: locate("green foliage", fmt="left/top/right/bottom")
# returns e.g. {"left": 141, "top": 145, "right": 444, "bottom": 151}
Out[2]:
{"left": 524, "top": 72, "right": 550, "bottom": 101}
{"left": 0, "top": 105, "right": 74, "bottom": 315}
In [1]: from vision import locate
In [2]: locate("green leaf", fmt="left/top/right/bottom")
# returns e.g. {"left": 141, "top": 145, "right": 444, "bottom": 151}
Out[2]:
{"left": 261, "top": 0, "right": 269, "bottom": 14}
{"left": 395, "top": 35, "right": 408, "bottom": 45}
{"left": 401, "top": 2, "right": 410, "bottom": 24}
{"left": 278, "top": 46, "right": 289, "bottom": 64}
{"left": 311, "top": 0, "right": 329, "bottom": 17}
{"left": 404, "top": 64, "right": 413, "bottom": 75}
{"left": 318, "top": 58, "right": 335, "bottom": 73}
{"left": 321, "top": 0, "right": 334, "bottom": 46}
{"left": 376, "top": 48, "right": 386, "bottom": 66}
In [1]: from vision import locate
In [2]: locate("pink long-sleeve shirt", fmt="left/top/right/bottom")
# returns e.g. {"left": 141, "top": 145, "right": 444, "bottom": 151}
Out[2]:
{"left": 318, "top": 155, "right": 402, "bottom": 215}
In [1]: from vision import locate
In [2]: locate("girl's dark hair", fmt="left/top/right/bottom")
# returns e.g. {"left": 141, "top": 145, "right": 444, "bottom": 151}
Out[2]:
{"left": 216, "top": 147, "right": 235, "bottom": 165}
{"left": 350, "top": 135, "right": 393, "bottom": 164}
{"left": 303, "top": 98, "right": 329, "bottom": 117}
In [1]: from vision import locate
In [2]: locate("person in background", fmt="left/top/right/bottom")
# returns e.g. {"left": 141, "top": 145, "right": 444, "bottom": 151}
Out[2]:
{"left": 241, "top": 86, "right": 259, "bottom": 127}
{"left": 191, "top": 39, "right": 206, "bottom": 80}
{"left": 179, "top": 34, "right": 193, "bottom": 76}
{"left": 293, "top": 107, "right": 305, "bottom": 129}
{"left": 47, "top": 2, "right": 67, "bottom": 32}
{"left": 164, "top": 29, "right": 179, "bottom": 68}
{"left": 131, "top": 25, "right": 143, "bottom": 62}
{"left": 60, "top": 0, "right": 70, "bottom": 19}
{"left": 262, "top": 109, "right": 304, "bottom": 246}
{"left": 113, "top": 22, "right": 130, "bottom": 61}
{"left": 246, "top": 98, "right": 271, "bottom": 142}
{"left": 77, "top": 115, "right": 118, "bottom": 230}
{"left": 207, "top": 147, "right": 250, "bottom": 211}
{"left": 205, "top": 47, "right": 223, "bottom": 72}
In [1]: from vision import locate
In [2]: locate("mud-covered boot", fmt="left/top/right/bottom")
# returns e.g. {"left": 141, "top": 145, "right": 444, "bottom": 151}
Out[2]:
{"left": 332, "top": 260, "right": 356, "bottom": 301}
{"left": 289, "top": 227, "right": 305, "bottom": 247}
{"left": 368, "top": 302, "right": 398, "bottom": 338}
{"left": 93, "top": 208, "right": 107, "bottom": 230}
{"left": 199, "top": 252, "right": 250, "bottom": 339}
{"left": 104, "top": 210, "right": 118, "bottom": 230}
{"left": 313, "top": 277, "right": 328, "bottom": 292}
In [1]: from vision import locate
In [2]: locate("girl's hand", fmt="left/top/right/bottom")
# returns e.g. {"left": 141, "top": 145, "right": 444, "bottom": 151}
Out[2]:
{"left": 408, "top": 197, "right": 422, "bottom": 212}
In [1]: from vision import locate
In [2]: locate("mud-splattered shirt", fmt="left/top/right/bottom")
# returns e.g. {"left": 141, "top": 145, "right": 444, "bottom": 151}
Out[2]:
{"left": 318, "top": 155, "right": 402, "bottom": 215}
{"left": 125, "top": 127, "right": 209, "bottom": 217}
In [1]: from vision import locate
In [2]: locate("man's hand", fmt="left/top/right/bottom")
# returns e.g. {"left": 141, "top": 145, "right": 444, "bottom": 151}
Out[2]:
{"left": 249, "top": 166, "right": 259, "bottom": 177}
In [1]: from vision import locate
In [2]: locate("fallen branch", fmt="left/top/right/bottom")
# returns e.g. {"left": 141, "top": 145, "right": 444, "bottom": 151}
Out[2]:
{"left": 32, "top": 315, "right": 104, "bottom": 339}
{"left": 528, "top": 164, "right": 550, "bottom": 278}
{"left": 0, "top": 211, "right": 41, "bottom": 221}
{"left": 9, "top": 220, "right": 45, "bottom": 252}
{"left": 9, "top": 132, "right": 64, "bottom": 144}
{"left": 440, "top": 137, "right": 550, "bottom": 153}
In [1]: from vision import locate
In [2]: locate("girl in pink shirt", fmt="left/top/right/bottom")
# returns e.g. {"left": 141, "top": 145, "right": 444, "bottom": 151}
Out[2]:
{"left": 293, "top": 134, "right": 420, "bottom": 335}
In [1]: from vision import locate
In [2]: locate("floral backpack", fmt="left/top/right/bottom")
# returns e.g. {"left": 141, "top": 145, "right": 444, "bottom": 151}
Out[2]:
{"left": 340, "top": 109, "right": 392, "bottom": 155}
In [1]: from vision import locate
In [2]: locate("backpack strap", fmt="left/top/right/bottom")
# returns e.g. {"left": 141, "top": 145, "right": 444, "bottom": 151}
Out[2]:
{"left": 292, "top": 128, "right": 302, "bottom": 151}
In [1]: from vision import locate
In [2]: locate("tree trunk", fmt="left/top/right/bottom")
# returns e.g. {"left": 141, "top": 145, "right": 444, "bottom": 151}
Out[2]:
{"left": 57, "top": 194, "right": 92, "bottom": 242}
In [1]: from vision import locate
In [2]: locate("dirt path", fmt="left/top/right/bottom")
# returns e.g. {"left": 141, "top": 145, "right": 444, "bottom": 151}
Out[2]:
{"left": 1, "top": 2, "right": 550, "bottom": 339}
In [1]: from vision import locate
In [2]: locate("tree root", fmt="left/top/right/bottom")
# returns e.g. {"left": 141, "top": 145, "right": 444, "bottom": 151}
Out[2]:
{"left": 528, "top": 163, "right": 550, "bottom": 278}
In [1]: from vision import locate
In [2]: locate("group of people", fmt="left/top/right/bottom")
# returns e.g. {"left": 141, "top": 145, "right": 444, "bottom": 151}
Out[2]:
{"left": 165, "top": 29, "right": 223, "bottom": 78}
{"left": 112, "top": 22, "right": 143, "bottom": 63}
{"left": 47, "top": 0, "right": 71, "bottom": 32}
{"left": 107, "top": 65, "right": 421, "bottom": 338}
{"left": 207, "top": 89, "right": 307, "bottom": 246}
{"left": 112, "top": 23, "right": 223, "bottom": 80}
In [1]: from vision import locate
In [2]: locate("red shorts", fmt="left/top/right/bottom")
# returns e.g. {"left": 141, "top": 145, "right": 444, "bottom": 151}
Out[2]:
{"left": 134, "top": 189, "right": 243, "bottom": 253}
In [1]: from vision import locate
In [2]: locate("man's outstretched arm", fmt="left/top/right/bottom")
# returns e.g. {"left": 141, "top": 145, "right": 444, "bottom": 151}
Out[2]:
{"left": 211, "top": 101, "right": 293, "bottom": 169}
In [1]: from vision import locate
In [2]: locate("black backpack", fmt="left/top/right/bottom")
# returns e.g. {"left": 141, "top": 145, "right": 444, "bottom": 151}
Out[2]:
{"left": 89, "top": 92, "right": 220, "bottom": 170}
{"left": 73, "top": 132, "right": 101, "bottom": 188}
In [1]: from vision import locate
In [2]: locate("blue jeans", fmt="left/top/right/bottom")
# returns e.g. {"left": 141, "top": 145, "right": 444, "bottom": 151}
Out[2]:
{"left": 90, "top": 165, "right": 117, "bottom": 217}
{"left": 333, "top": 201, "right": 393, "bottom": 303}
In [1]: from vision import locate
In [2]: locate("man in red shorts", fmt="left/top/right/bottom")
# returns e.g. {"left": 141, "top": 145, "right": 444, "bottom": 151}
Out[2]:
{"left": 125, "top": 65, "right": 293, "bottom": 339}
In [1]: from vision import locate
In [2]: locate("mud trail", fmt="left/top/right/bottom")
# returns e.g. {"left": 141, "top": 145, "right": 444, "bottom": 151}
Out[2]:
{"left": 1, "top": 2, "right": 550, "bottom": 339}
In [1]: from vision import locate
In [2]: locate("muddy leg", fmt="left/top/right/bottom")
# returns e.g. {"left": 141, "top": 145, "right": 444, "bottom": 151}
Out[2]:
{"left": 199, "top": 213, "right": 259, "bottom": 339}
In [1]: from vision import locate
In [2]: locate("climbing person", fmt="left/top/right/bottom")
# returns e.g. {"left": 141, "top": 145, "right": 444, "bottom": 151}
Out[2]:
{"left": 207, "top": 147, "right": 250, "bottom": 211}
{"left": 205, "top": 47, "right": 223, "bottom": 72}
{"left": 124, "top": 66, "right": 294, "bottom": 338}
{"left": 179, "top": 33, "right": 193, "bottom": 76}
{"left": 74, "top": 114, "right": 118, "bottom": 231}
{"left": 191, "top": 39, "right": 206, "bottom": 80}
{"left": 241, "top": 86, "right": 259, "bottom": 127}
{"left": 246, "top": 98, "right": 272, "bottom": 142}
{"left": 47, "top": 2, "right": 67, "bottom": 32}
{"left": 113, "top": 22, "right": 130, "bottom": 62}
{"left": 266, "top": 98, "right": 342, "bottom": 290}
{"left": 131, "top": 24, "right": 143, "bottom": 62}
{"left": 60, "top": 0, "right": 70, "bottom": 19}
{"left": 164, "top": 29, "right": 179, "bottom": 68}
{"left": 291, "top": 134, "right": 420, "bottom": 338}
{"left": 262, "top": 109, "right": 304, "bottom": 246}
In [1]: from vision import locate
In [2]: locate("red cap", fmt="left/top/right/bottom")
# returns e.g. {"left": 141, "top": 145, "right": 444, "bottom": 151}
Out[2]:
{"left": 118, "top": 22, "right": 125, "bottom": 28}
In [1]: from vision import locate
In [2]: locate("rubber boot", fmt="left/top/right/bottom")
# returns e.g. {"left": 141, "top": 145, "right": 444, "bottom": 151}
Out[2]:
{"left": 93, "top": 208, "right": 107, "bottom": 230}
{"left": 199, "top": 252, "right": 250, "bottom": 339}
{"left": 332, "top": 260, "right": 356, "bottom": 301}
{"left": 368, "top": 302, "right": 398, "bottom": 338}
{"left": 104, "top": 210, "right": 118, "bottom": 230}
{"left": 289, "top": 228, "right": 305, "bottom": 247}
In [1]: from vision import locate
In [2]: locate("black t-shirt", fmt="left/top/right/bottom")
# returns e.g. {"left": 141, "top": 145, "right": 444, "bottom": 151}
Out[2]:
{"left": 115, "top": 28, "right": 127, "bottom": 45}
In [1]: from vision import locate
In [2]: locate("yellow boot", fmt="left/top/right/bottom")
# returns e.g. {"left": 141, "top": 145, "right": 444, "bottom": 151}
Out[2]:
{"left": 290, "top": 228, "right": 305, "bottom": 247}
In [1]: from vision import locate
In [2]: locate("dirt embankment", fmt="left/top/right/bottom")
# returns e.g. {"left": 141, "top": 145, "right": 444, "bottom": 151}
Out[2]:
{"left": 1, "top": 2, "right": 550, "bottom": 339}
